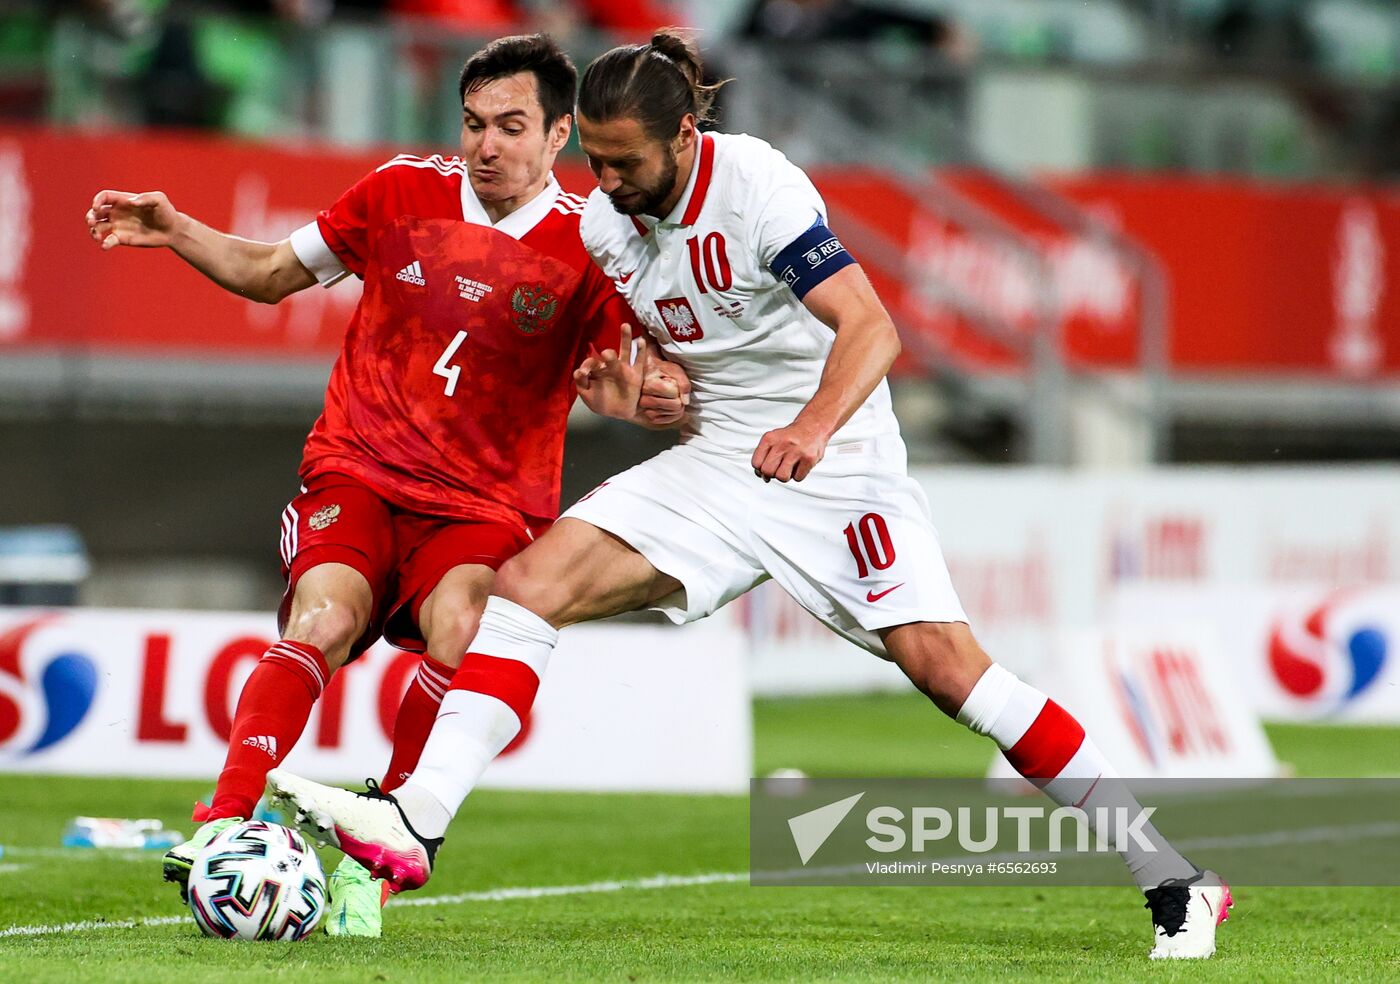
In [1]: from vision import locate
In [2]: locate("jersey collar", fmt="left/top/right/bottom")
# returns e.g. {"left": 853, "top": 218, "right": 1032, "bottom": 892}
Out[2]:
{"left": 629, "top": 132, "right": 715, "bottom": 238}
{"left": 460, "top": 172, "right": 561, "bottom": 240}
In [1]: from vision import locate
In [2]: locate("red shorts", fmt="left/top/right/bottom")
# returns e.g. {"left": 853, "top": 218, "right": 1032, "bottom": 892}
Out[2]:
{"left": 277, "top": 472, "right": 540, "bottom": 661}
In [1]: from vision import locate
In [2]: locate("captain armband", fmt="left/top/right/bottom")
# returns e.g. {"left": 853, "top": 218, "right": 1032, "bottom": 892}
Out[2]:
{"left": 769, "top": 221, "right": 856, "bottom": 300}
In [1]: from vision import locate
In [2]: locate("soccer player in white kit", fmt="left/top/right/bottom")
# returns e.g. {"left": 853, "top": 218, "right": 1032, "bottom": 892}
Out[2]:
{"left": 270, "top": 31, "right": 1231, "bottom": 959}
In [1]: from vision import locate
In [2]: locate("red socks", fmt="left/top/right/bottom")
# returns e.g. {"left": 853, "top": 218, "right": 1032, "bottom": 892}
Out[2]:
{"left": 202, "top": 640, "right": 465, "bottom": 822}
{"left": 205, "top": 641, "right": 328, "bottom": 821}
{"left": 379, "top": 655, "right": 454, "bottom": 792}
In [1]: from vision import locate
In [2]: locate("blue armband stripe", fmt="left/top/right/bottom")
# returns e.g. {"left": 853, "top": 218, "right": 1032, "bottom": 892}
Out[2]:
{"left": 770, "top": 222, "right": 856, "bottom": 300}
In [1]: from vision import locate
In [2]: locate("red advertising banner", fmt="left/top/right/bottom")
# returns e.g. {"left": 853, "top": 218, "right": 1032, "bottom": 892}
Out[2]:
{"left": 1047, "top": 174, "right": 1400, "bottom": 376}
{"left": 5, "top": 126, "right": 373, "bottom": 358}
{"left": 820, "top": 168, "right": 1400, "bottom": 377}
{"left": 3, "top": 125, "right": 1397, "bottom": 377}
{"left": 0, "top": 126, "right": 599, "bottom": 360}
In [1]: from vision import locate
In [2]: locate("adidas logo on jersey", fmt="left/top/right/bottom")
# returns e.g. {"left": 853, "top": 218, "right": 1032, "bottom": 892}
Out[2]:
{"left": 242, "top": 735, "right": 278, "bottom": 758}
{"left": 395, "top": 260, "right": 426, "bottom": 286}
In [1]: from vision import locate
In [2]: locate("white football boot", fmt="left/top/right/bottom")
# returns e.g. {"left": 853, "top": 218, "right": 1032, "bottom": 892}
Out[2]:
{"left": 1145, "top": 869, "right": 1233, "bottom": 959}
{"left": 267, "top": 771, "right": 440, "bottom": 892}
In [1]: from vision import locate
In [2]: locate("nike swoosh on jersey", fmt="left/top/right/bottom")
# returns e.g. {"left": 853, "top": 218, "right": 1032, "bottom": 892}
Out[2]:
{"left": 617, "top": 269, "right": 636, "bottom": 284}
{"left": 865, "top": 584, "right": 905, "bottom": 603}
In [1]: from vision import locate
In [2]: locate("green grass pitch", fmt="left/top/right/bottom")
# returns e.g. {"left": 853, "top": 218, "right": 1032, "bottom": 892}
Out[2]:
{"left": 3, "top": 693, "right": 1398, "bottom": 982}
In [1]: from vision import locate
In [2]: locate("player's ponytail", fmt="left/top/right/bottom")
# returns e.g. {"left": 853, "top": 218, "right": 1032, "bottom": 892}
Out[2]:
{"left": 648, "top": 31, "right": 724, "bottom": 122}
{"left": 578, "top": 29, "right": 729, "bottom": 140}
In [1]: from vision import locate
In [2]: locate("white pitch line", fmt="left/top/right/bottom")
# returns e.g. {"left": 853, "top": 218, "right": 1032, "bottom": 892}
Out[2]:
{"left": 0, "top": 915, "right": 189, "bottom": 938}
{"left": 0, "top": 871, "right": 743, "bottom": 938}
{"left": 0, "top": 864, "right": 27, "bottom": 874}
{"left": 2, "top": 819, "right": 1397, "bottom": 939}
{"left": 391, "top": 870, "right": 746, "bottom": 907}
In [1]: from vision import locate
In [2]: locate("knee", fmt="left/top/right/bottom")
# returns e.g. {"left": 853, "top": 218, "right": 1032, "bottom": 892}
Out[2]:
{"left": 423, "top": 607, "right": 483, "bottom": 668}
{"left": 886, "top": 622, "right": 992, "bottom": 717}
{"left": 492, "top": 554, "right": 571, "bottom": 625}
{"left": 283, "top": 595, "right": 370, "bottom": 670}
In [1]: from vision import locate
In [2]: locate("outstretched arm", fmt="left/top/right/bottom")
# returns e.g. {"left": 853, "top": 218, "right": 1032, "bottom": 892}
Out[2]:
{"left": 751, "top": 263, "right": 900, "bottom": 482}
{"left": 86, "top": 190, "right": 316, "bottom": 304}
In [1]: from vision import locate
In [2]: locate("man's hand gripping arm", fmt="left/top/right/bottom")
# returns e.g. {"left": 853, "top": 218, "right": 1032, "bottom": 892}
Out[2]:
{"left": 574, "top": 323, "right": 692, "bottom": 428}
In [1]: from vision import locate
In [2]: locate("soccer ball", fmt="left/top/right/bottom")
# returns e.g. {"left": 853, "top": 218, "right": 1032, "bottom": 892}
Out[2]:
{"left": 187, "top": 820, "right": 327, "bottom": 941}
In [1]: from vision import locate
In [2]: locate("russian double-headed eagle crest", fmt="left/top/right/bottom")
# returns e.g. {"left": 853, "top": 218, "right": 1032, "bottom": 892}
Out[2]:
{"left": 309, "top": 504, "right": 341, "bottom": 531}
{"left": 510, "top": 282, "right": 561, "bottom": 335}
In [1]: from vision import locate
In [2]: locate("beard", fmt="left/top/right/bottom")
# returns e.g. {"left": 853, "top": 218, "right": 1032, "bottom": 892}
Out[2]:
{"left": 608, "top": 151, "right": 679, "bottom": 217}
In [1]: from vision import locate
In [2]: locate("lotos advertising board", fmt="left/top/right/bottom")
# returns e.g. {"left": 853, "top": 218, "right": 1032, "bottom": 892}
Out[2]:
{"left": 0, "top": 608, "right": 751, "bottom": 792}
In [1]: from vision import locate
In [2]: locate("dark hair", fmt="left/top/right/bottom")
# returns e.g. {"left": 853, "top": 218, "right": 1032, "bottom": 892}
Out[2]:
{"left": 459, "top": 34, "right": 577, "bottom": 128}
{"left": 577, "top": 29, "right": 728, "bottom": 140}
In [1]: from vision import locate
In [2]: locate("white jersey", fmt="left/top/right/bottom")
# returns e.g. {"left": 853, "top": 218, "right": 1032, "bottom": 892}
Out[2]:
{"left": 580, "top": 131, "right": 901, "bottom": 455}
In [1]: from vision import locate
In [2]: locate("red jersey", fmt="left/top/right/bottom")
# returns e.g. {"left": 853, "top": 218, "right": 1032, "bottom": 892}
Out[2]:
{"left": 290, "top": 155, "right": 628, "bottom": 528}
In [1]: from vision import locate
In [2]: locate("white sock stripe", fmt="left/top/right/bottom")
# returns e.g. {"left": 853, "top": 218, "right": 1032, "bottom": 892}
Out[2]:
{"left": 416, "top": 661, "right": 454, "bottom": 689}
{"left": 417, "top": 681, "right": 449, "bottom": 703}
{"left": 414, "top": 674, "right": 448, "bottom": 702}
{"left": 268, "top": 643, "right": 320, "bottom": 677}
{"left": 266, "top": 643, "right": 327, "bottom": 691}
{"left": 956, "top": 664, "right": 1047, "bottom": 749}
{"left": 468, "top": 597, "right": 558, "bottom": 679}
{"left": 483, "top": 596, "right": 559, "bottom": 646}
{"left": 288, "top": 651, "right": 328, "bottom": 691}
{"left": 995, "top": 681, "right": 1050, "bottom": 749}
{"left": 1039, "top": 737, "right": 1102, "bottom": 801}
{"left": 418, "top": 684, "right": 448, "bottom": 704}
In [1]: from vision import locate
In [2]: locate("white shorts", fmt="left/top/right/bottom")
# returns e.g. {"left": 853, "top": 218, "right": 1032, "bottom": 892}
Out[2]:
{"left": 561, "top": 436, "right": 967, "bottom": 658}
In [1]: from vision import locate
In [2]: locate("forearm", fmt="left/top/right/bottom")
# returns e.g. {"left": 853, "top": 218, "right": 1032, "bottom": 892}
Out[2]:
{"left": 793, "top": 317, "right": 901, "bottom": 440}
{"left": 168, "top": 214, "right": 308, "bottom": 304}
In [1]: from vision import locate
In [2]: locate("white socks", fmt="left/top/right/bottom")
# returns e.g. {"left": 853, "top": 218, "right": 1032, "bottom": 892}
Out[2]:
{"left": 394, "top": 597, "right": 558, "bottom": 839}
{"left": 958, "top": 664, "right": 1196, "bottom": 889}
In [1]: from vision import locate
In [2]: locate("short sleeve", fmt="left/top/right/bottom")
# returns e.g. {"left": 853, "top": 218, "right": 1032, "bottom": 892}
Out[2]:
{"left": 748, "top": 153, "right": 830, "bottom": 270}
{"left": 310, "top": 165, "right": 391, "bottom": 280}
{"left": 289, "top": 222, "right": 350, "bottom": 287}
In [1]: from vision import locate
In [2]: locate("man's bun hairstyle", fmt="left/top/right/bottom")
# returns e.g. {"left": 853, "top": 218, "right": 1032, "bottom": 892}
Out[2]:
{"left": 578, "top": 29, "right": 729, "bottom": 140}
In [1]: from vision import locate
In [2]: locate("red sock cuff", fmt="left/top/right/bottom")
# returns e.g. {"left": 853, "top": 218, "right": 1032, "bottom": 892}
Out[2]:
{"left": 263, "top": 640, "right": 329, "bottom": 699}
{"left": 1005, "top": 699, "right": 1086, "bottom": 783}
{"left": 451, "top": 653, "right": 540, "bottom": 722}
{"left": 413, "top": 655, "right": 454, "bottom": 701}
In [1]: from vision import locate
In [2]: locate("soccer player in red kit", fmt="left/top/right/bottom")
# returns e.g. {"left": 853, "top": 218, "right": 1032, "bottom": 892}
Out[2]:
{"left": 84, "top": 34, "right": 686, "bottom": 935}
